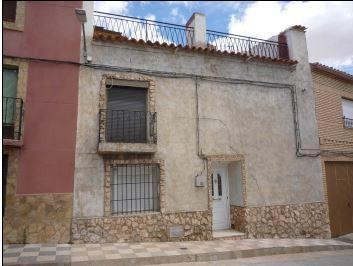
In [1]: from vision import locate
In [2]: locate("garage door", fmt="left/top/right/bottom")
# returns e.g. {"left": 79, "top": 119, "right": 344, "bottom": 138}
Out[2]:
{"left": 325, "top": 161, "right": 353, "bottom": 237}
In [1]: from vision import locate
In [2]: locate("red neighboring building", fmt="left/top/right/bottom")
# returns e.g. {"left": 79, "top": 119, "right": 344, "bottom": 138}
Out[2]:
{"left": 3, "top": 1, "right": 82, "bottom": 243}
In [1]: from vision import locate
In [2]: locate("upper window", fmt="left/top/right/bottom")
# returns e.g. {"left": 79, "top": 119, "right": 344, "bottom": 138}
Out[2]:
{"left": 342, "top": 98, "right": 353, "bottom": 128}
{"left": 3, "top": 1, "right": 17, "bottom": 22}
{"left": 3, "top": 67, "right": 19, "bottom": 139}
{"left": 111, "top": 164, "right": 160, "bottom": 214}
{"left": 105, "top": 82, "right": 148, "bottom": 143}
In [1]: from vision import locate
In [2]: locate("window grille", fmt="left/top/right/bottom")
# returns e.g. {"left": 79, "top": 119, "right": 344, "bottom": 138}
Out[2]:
{"left": 111, "top": 164, "right": 160, "bottom": 214}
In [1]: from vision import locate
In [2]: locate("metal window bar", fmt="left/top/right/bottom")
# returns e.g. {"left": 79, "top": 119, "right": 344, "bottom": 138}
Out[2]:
{"left": 2, "top": 97, "right": 23, "bottom": 140}
{"left": 100, "top": 109, "right": 157, "bottom": 143}
{"left": 111, "top": 164, "right": 160, "bottom": 215}
{"left": 94, "top": 12, "right": 194, "bottom": 47}
{"left": 206, "top": 30, "right": 289, "bottom": 60}
{"left": 343, "top": 117, "right": 353, "bottom": 128}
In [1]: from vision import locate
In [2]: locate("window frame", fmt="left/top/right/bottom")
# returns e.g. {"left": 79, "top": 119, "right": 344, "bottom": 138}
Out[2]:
{"left": 3, "top": 1, "right": 25, "bottom": 32}
{"left": 342, "top": 97, "right": 353, "bottom": 129}
{"left": 110, "top": 163, "right": 160, "bottom": 215}
{"left": 104, "top": 159, "right": 165, "bottom": 217}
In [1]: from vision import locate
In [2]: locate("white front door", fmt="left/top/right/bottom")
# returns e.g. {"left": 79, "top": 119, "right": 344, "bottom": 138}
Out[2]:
{"left": 212, "top": 164, "right": 230, "bottom": 230}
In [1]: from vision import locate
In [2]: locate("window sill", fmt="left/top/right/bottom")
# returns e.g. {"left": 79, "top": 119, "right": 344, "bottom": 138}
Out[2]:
{"left": 3, "top": 139, "right": 23, "bottom": 147}
{"left": 108, "top": 211, "right": 161, "bottom": 218}
{"left": 98, "top": 142, "right": 157, "bottom": 154}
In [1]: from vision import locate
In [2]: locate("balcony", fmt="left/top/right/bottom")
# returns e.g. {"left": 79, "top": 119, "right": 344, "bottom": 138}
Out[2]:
{"left": 3, "top": 97, "right": 24, "bottom": 147}
{"left": 98, "top": 109, "right": 157, "bottom": 154}
{"left": 343, "top": 117, "right": 353, "bottom": 129}
{"left": 93, "top": 12, "right": 289, "bottom": 61}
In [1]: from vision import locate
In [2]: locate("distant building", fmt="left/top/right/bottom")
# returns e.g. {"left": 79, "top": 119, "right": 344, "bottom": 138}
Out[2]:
{"left": 311, "top": 63, "right": 353, "bottom": 237}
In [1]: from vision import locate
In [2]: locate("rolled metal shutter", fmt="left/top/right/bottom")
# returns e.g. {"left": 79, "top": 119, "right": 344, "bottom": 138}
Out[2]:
{"left": 106, "top": 86, "right": 148, "bottom": 142}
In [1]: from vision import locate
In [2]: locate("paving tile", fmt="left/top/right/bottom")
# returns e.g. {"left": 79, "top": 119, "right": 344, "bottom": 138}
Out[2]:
{"left": 39, "top": 251, "right": 57, "bottom": 256}
{"left": 118, "top": 249, "right": 134, "bottom": 254}
{"left": 105, "top": 253, "right": 123, "bottom": 259}
{"left": 40, "top": 247, "right": 58, "bottom": 252}
{"left": 3, "top": 257, "right": 18, "bottom": 264}
{"left": 71, "top": 255, "right": 89, "bottom": 262}
{"left": 18, "top": 257, "right": 37, "bottom": 264}
{"left": 37, "top": 255, "right": 56, "bottom": 262}
{"left": 55, "top": 255, "right": 71, "bottom": 262}
{"left": 56, "top": 250, "right": 71, "bottom": 256}
{"left": 23, "top": 247, "right": 41, "bottom": 252}
{"left": 87, "top": 250, "right": 104, "bottom": 256}
{"left": 20, "top": 251, "right": 39, "bottom": 257}
{"left": 3, "top": 252, "right": 21, "bottom": 258}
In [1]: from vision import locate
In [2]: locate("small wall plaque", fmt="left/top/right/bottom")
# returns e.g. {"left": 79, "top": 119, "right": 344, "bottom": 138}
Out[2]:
{"left": 169, "top": 225, "right": 184, "bottom": 238}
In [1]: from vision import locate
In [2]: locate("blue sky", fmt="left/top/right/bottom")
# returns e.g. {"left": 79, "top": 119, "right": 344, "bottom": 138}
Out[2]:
{"left": 94, "top": 1, "right": 353, "bottom": 74}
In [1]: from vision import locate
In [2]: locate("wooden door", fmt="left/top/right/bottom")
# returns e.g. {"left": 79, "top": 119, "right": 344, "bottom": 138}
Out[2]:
{"left": 325, "top": 161, "right": 353, "bottom": 237}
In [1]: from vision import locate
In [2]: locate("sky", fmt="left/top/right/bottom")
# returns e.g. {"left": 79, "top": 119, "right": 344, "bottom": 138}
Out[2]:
{"left": 94, "top": 1, "right": 353, "bottom": 74}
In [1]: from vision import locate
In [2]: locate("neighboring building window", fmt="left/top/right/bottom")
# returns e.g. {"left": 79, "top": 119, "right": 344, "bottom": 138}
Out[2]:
{"left": 342, "top": 98, "right": 353, "bottom": 128}
{"left": 3, "top": 1, "right": 17, "bottom": 22}
{"left": 106, "top": 84, "right": 148, "bottom": 143}
{"left": 111, "top": 164, "right": 160, "bottom": 214}
{"left": 3, "top": 67, "right": 18, "bottom": 139}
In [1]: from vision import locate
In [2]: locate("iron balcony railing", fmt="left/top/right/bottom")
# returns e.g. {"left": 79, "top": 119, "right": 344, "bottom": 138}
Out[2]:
{"left": 343, "top": 117, "right": 353, "bottom": 128}
{"left": 2, "top": 97, "right": 23, "bottom": 140}
{"left": 206, "top": 30, "right": 289, "bottom": 59}
{"left": 94, "top": 12, "right": 194, "bottom": 47}
{"left": 93, "top": 12, "right": 289, "bottom": 60}
{"left": 99, "top": 109, "right": 157, "bottom": 144}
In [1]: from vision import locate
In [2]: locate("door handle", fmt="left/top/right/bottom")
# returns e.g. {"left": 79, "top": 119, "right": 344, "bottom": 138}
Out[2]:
{"left": 348, "top": 202, "right": 351, "bottom": 208}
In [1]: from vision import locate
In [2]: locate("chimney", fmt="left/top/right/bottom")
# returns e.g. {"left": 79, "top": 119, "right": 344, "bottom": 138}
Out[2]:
{"left": 186, "top": 13, "right": 206, "bottom": 48}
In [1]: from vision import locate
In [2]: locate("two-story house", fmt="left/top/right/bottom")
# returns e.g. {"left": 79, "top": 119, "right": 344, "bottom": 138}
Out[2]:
{"left": 311, "top": 63, "right": 353, "bottom": 237}
{"left": 3, "top": 1, "right": 81, "bottom": 243}
{"left": 70, "top": 2, "right": 331, "bottom": 243}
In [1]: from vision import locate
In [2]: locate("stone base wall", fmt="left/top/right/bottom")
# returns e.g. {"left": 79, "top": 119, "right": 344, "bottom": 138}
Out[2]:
{"left": 230, "top": 205, "right": 246, "bottom": 232}
{"left": 3, "top": 194, "right": 73, "bottom": 244}
{"left": 3, "top": 149, "right": 73, "bottom": 244}
{"left": 244, "top": 202, "right": 331, "bottom": 239}
{"left": 71, "top": 211, "right": 212, "bottom": 243}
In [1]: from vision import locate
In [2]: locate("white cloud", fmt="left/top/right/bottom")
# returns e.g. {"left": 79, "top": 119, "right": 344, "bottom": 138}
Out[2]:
{"left": 145, "top": 14, "right": 156, "bottom": 21}
{"left": 94, "top": 1, "right": 129, "bottom": 15}
{"left": 170, "top": 7, "right": 187, "bottom": 24}
{"left": 228, "top": 1, "right": 353, "bottom": 67}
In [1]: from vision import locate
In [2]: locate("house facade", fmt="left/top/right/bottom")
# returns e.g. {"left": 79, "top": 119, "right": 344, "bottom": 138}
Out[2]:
{"left": 70, "top": 2, "right": 330, "bottom": 243}
{"left": 3, "top": 2, "right": 339, "bottom": 245}
{"left": 3, "top": 1, "right": 82, "bottom": 243}
{"left": 311, "top": 63, "right": 353, "bottom": 237}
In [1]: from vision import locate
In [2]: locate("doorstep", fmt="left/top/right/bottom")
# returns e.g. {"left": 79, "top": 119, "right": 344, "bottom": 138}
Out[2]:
{"left": 213, "top": 229, "right": 246, "bottom": 240}
{"left": 3, "top": 238, "right": 353, "bottom": 266}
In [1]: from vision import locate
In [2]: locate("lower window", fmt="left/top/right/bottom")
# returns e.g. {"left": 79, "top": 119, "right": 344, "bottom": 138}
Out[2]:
{"left": 111, "top": 164, "right": 160, "bottom": 214}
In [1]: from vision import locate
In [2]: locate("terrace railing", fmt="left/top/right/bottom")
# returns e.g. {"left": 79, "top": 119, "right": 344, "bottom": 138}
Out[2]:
{"left": 93, "top": 12, "right": 289, "bottom": 60}
{"left": 206, "top": 30, "right": 289, "bottom": 59}
{"left": 94, "top": 12, "right": 194, "bottom": 47}
{"left": 99, "top": 109, "right": 157, "bottom": 144}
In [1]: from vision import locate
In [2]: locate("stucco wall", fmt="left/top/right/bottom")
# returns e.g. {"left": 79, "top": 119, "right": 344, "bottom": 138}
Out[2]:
{"left": 73, "top": 2, "right": 324, "bottom": 218}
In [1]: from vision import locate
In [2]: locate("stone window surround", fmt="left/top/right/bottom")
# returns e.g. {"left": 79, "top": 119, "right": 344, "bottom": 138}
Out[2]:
{"left": 104, "top": 158, "right": 166, "bottom": 217}
{"left": 206, "top": 154, "right": 248, "bottom": 211}
{"left": 3, "top": 57, "right": 28, "bottom": 144}
{"left": 3, "top": 1, "right": 26, "bottom": 32}
{"left": 99, "top": 73, "right": 156, "bottom": 143}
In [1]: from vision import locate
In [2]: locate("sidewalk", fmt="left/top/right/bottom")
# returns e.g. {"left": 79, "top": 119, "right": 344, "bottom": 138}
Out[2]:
{"left": 3, "top": 238, "right": 353, "bottom": 265}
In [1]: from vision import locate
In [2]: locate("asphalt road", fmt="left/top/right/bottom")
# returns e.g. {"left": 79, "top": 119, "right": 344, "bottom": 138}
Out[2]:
{"left": 152, "top": 249, "right": 353, "bottom": 266}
